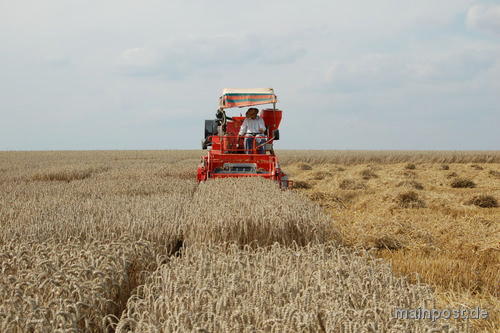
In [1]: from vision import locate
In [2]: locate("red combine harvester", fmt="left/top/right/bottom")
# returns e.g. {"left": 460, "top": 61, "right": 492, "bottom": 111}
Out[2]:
{"left": 197, "top": 88, "right": 291, "bottom": 188}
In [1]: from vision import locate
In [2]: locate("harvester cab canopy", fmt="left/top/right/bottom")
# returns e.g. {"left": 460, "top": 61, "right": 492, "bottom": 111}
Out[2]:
{"left": 219, "top": 88, "right": 277, "bottom": 109}
{"left": 215, "top": 88, "right": 281, "bottom": 140}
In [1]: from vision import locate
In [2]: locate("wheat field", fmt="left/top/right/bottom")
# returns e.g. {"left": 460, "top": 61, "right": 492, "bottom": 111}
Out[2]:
{"left": 0, "top": 150, "right": 498, "bottom": 332}
{"left": 284, "top": 152, "right": 499, "bottom": 332}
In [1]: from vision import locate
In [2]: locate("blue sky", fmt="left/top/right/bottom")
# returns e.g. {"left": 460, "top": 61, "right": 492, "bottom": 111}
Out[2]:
{"left": 1, "top": 0, "right": 499, "bottom": 150}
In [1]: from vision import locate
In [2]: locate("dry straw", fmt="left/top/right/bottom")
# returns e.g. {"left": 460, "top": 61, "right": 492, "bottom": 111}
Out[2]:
{"left": 450, "top": 178, "right": 476, "bottom": 188}
{"left": 466, "top": 195, "right": 498, "bottom": 208}
{"left": 338, "top": 178, "right": 366, "bottom": 190}
{"left": 396, "top": 191, "right": 426, "bottom": 208}
{"left": 278, "top": 150, "right": 500, "bottom": 165}
{"left": 396, "top": 180, "right": 424, "bottom": 190}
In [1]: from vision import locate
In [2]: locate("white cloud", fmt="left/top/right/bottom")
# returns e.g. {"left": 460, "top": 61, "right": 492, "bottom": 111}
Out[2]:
{"left": 115, "top": 34, "right": 306, "bottom": 79}
{"left": 466, "top": 4, "right": 500, "bottom": 35}
{"left": 325, "top": 54, "right": 406, "bottom": 91}
{"left": 323, "top": 46, "right": 498, "bottom": 92}
{"left": 118, "top": 48, "right": 160, "bottom": 67}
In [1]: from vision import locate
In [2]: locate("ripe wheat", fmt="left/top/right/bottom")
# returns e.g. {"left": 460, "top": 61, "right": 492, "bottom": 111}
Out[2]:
{"left": 0, "top": 150, "right": 497, "bottom": 332}
{"left": 182, "top": 178, "right": 340, "bottom": 247}
{"left": 116, "top": 243, "right": 458, "bottom": 333}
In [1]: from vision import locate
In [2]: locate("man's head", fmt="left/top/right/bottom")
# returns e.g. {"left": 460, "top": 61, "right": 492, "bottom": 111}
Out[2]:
{"left": 246, "top": 108, "right": 259, "bottom": 119}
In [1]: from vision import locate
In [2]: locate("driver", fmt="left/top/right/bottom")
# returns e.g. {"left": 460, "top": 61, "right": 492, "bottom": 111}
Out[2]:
{"left": 238, "top": 108, "right": 266, "bottom": 154}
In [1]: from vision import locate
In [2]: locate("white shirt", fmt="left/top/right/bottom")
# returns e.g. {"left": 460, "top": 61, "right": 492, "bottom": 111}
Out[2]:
{"left": 238, "top": 117, "right": 266, "bottom": 136}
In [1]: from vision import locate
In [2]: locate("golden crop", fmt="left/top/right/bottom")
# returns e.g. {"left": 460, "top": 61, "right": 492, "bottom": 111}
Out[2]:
{"left": 182, "top": 178, "right": 339, "bottom": 247}
{"left": 116, "top": 243, "right": 456, "bottom": 333}
{"left": 0, "top": 239, "right": 156, "bottom": 332}
{"left": 0, "top": 150, "right": 498, "bottom": 332}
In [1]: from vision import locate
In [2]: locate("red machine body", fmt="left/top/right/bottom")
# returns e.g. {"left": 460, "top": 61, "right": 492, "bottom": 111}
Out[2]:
{"left": 197, "top": 89, "right": 290, "bottom": 188}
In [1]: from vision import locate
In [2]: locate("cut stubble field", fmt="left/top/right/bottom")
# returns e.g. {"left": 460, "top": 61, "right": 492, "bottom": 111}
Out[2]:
{"left": 0, "top": 150, "right": 498, "bottom": 332}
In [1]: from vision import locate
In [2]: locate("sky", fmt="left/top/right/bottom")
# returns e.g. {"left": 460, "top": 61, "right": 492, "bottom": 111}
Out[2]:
{"left": 1, "top": 0, "right": 499, "bottom": 150}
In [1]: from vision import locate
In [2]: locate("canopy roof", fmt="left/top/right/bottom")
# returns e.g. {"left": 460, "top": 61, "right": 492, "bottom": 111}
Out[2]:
{"left": 219, "top": 88, "right": 277, "bottom": 109}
